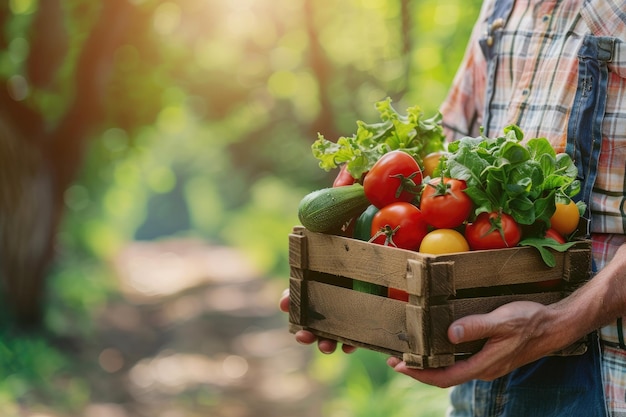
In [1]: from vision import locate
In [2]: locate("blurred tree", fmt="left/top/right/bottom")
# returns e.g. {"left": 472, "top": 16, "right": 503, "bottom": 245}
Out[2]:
{"left": 0, "top": 0, "right": 481, "bottom": 327}
{"left": 0, "top": 0, "right": 153, "bottom": 325}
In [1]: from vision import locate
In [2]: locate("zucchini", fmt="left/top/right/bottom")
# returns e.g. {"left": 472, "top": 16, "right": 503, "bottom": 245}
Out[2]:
{"left": 298, "top": 184, "right": 370, "bottom": 233}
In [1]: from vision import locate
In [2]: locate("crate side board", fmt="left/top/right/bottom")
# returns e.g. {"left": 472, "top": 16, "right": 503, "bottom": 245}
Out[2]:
{"left": 431, "top": 244, "right": 590, "bottom": 290}
{"left": 289, "top": 277, "right": 304, "bottom": 328}
{"left": 563, "top": 247, "right": 593, "bottom": 283}
{"left": 441, "top": 292, "right": 564, "bottom": 355}
{"left": 294, "top": 228, "right": 592, "bottom": 293}
{"left": 289, "top": 229, "right": 308, "bottom": 269}
{"left": 402, "top": 291, "right": 589, "bottom": 368}
{"left": 296, "top": 228, "right": 427, "bottom": 290}
{"left": 294, "top": 279, "right": 412, "bottom": 353}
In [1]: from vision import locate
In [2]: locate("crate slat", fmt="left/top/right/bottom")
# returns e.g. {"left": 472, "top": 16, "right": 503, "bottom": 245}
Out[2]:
{"left": 304, "top": 280, "right": 410, "bottom": 353}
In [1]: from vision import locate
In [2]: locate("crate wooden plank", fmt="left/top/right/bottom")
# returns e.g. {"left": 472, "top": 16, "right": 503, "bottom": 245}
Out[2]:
{"left": 404, "top": 304, "right": 428, "bottom": 356}
{"left": 292, "top": 228, "right": 591, "bottom": 293}
{"left": 564, "top": 248, "right": 593, "bottom": 283}
{"left": 440, "top": 292, "right": 564, "bottom": 355}
{"left": 289, "top": 230, "right": 308, "bottom": 270}
{"left": 288, "top": 277, "right": 304, "bottom": 329}
{"left": 451, "top": 292, "right": 563, "bottom": 320}
{"left": 291, "top": 227, "right": 425, "bottom": 291}
{"left": 303, "top": 280, "right": 410, "bottom": 353}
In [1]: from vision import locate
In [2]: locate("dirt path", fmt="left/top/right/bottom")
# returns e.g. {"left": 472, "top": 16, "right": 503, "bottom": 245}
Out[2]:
{"left": 79, "top": 238, "right": 328, "bottom": 417}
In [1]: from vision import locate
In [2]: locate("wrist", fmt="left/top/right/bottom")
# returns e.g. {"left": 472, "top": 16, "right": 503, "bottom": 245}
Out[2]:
{"left": 546, "top": 244, "right": 626, "bottom": 348}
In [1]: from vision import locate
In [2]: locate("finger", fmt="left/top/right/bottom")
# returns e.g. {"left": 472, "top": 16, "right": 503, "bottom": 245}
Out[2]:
{"left": 387, "top": 356, "right": 402, "bottom": 367}
{"left": 342, "top": 344, "right": 357, "bottom": 354}
{"left": 295, "top": 329, "right": 317, "bottom": 345}
{"left": 388, "top": 356, "right": 486, "bottom": 388}
{"left": 317, "top": 338, "right": 338, "bottom": 354}
{"left": 279, "top": 289, "right": 290, "bottom": 313}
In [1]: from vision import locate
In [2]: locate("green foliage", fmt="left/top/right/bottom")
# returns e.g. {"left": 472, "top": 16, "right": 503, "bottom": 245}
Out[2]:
{"left": 0, "top": 0, "right": 483, "bottom": 414}
{"left": 310, "top": 349, "right": 450, "bottom": 417}
{"left": 0, "top": 330, "right": 91, "bottom": 415}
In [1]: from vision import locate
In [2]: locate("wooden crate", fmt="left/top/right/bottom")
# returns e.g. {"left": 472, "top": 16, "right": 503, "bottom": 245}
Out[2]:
{"left": 288, "top": 226, "right": 592, "bottom": 369}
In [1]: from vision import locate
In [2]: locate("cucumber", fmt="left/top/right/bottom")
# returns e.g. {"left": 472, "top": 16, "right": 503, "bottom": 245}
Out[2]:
{"left": 352, "top": 204, "right": 385, "bottom": 295}
{"left": 298, "top": 184, "right": 370, "bottom": 233}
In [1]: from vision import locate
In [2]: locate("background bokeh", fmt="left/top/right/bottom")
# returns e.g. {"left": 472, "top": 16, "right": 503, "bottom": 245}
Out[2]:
{"left": 0, "top": 0, "right": 481, "bottom": 416}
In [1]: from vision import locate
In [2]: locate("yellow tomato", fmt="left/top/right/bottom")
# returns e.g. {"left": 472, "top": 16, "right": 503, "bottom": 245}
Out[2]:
{"left": 419, "top": 229, "right": 470, "bottom": 254}
{"left": 550, "top": 200, "right": 580, "bottom": 236}
{"left": 422, "top": 151, "right": 447, "bottom": 178}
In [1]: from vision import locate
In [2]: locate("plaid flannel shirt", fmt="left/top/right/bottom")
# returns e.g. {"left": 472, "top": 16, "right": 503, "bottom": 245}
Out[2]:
{"left": 440, "top": 0, "right": 626, "bottom": 413}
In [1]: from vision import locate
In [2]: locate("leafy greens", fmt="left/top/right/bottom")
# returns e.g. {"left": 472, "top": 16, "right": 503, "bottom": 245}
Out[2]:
{"left": 442, "top": 125, "right": 582, "bottom": 227}
{"left": 311, "top": 97, "right": 446, "bottom": 180}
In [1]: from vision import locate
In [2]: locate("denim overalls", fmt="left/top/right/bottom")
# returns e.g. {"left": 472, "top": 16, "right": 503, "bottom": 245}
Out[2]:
{"left": 448, "top": 0, "right": 614, "bottom": 415}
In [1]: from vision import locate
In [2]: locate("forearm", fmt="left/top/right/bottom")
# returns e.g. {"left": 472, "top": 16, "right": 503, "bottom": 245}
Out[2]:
{"left": 545, "top": 243, "right": 626, "bottom": 349}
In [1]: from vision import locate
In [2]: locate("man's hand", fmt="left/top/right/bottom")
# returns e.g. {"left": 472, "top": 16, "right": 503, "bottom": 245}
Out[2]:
{"left": 279, "top": 289, "right": 357, "bottom": 354}
{"left": 387, "top": 301, "right": 565, "bottom": 388}
{"left": 388, "top": 244, "right": 626, "bottom": 387}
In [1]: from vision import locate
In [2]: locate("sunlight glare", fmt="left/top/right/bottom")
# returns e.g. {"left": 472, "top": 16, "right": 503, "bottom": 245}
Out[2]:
{"left": 258, "top": 372, "right": 311, "bottom": 401}
{"left": 157, "top": 106, "right": 188, "bottom": 134}
{"left": 224, "top": 6, "right": 257, "bottom": 39}
{"left": 9, "top": 0, "right": 36, "bottom": 14}
{"left": 434, "top": 3, "right": 461, "bottom": 27}
{"left": 267, "top": 70, "right": 297, "bottom": 98}
{"left": 269, "top": 46, "right": 301, "bottom": 71}
{"left": 7, "top": 75, "right": 28, "bottom": 101}
{"left": 194, "top": 41, "right": 238, "bottom": 71}
{"left": 102, "top": 127, "right": 129, "bottom": 153}
{"left": 9, "top": 37, "right": 29, "bottom": 64}
{"left": 222, "top": 355, "right": 249, "bottom": 379}
{"left": 414, "top": 44, "right": 442, "bottom": 71}
{"left": 146, "top": 165, "right": 176, "bottom": 194}
{"left": 360, "top": 0, "right": 386, "bottom": 10}
{"left": 153, "top": 2, "right": 181, "bottom": 35}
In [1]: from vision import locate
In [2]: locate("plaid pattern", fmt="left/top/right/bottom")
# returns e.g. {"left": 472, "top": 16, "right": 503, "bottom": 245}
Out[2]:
{"left": 603, "top": 345, "right": 626, "bottom": 417}
{"left": 441, "top": 0, "right": 626, "bottom": 413}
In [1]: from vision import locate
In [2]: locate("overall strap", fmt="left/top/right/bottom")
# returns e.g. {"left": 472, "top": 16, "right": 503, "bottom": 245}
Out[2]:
{"left": 565, "top": 35, "right": 615, "bottom": 236}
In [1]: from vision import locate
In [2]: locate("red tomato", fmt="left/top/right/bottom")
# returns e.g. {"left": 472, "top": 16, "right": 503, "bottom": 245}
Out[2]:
{"left": 545, "top": 228, "right": 566, "bottom": 244}
{"left": 420, "top": 177, "right": 473, "bottom": 229}
{"left": 388, "top": 287, "right": 409, "bottom": 302}
{"left": 370, "top": 202, "right": 428, "bottom": 251}
{"left": 534, "top": 228, "right": 567, "bottom": 290}
{"left": 464, "top": 212, "right": 522, "bottom": 250}
{"left": 333, "top": 164, "right": 356, "bottom": 187}
{"left": 363, "top": 151, "right": 422, "bottom": 209}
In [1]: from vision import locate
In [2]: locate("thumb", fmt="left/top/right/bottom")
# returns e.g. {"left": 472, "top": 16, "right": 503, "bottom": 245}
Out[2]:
{"left": 448, "top": 314, "right": 496, "bottom": 344}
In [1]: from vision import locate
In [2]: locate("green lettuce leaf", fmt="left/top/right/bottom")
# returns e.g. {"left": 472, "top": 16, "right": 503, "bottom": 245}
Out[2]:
{"left": 311, "top": 97, "right": 446, "bottom": 180}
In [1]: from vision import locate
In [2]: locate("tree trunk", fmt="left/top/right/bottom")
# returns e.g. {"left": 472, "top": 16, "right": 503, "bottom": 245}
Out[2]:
{"left": 0, "top": 0, "right": 138, "bottom": 327}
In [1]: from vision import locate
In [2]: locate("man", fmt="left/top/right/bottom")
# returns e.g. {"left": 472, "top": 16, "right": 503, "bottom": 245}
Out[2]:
{"left": 281, "top": 0, "right": 626, "bottom": 415}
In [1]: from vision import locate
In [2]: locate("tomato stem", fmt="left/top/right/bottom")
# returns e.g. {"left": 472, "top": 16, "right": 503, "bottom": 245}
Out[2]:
{"left": 389, "top": 171, "right": 422, "bottom": 199}
{"left": 369, "top": 224, "right": 401, "bottom": 247}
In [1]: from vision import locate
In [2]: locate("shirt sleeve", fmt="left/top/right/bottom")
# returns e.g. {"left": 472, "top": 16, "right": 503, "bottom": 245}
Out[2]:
{"left": 439, "top": 0, "right": 494, "bottom": 141}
